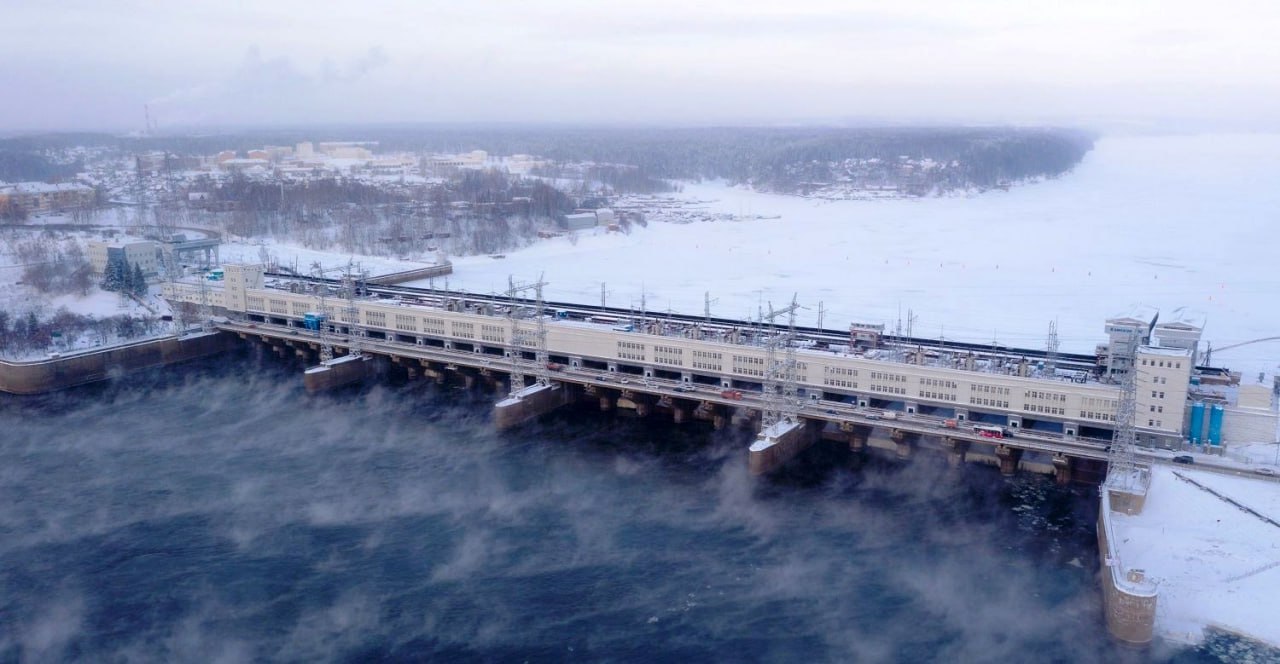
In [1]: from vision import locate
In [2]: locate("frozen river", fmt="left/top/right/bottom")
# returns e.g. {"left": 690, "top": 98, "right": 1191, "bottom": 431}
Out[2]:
{"left": 435, "top": 134, "right": 1280, "bottom": 381}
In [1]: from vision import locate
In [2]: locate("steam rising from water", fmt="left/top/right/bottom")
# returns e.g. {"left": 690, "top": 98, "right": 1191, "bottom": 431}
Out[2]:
{"left": 0, "top": 361, "right": 1237, "bottom": 661}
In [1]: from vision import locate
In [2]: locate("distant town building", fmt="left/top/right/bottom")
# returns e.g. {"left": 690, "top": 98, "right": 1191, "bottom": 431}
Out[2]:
{"left": 88, "top": 240, "right": 162, "bottom": 276}
{"left": 0, "top": 182, "right": 96, "bottom": 214}
{"left": 564, "top": 212, "right": 598, "bottom": 231}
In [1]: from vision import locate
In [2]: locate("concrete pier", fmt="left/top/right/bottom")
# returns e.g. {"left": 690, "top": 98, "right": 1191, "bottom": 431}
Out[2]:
{"left": 1097, "top": 487, "right": 1157, "bottom": 645}
{"left": 1052, "top": 453, "right": 1074, "bottom": 485}
{"left": 748, "top": 420, "right": 812, "bottom": 475}
{"left": 0, "top": 331, "right": 238, "bottom": 395}
{"left": 995, "top": 444, "right": 1024, "bottom": 476}
{"left": 890, "top": 429, "right": 917, "bottom": 460}
{"left": 942, "top": 437, "right": 970, "bottom": 467}
{"left": 839, "top": 422, "right": 870, "bottom": 453}
{"left": 303, "top": 354, "right": 371, "bottom": 393}
{"left": 493, "top": 382, "right": 571, "bottom": 430}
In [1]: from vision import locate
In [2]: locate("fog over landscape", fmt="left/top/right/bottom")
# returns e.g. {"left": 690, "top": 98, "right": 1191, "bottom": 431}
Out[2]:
{"left": 3, "top": 1, "right": 1279, "bottom": 662}
{"left": 1, "top": 1, "right": 1278, "bottom": 131}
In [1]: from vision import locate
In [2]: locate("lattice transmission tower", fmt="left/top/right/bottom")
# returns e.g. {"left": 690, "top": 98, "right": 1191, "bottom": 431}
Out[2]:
{"left": 505, "top": 274, "right": 549, "bottom": 395}
{"left": 760, "top": 295, "right": 804, "bottom": 429}
{"left": 1104, "top": 345, "right": 1143, "bottom": 493}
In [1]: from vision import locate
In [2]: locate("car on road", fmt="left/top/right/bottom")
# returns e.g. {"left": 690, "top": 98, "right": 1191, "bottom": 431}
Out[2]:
{"left": 1253, "top": 467, "right": 1276, "bottom": 476}
{"left": 674, "top": 386, "right": 693, "bottom": 393}
{"left": 863, "top": 412, "right": 881, "bottom": 420}
{"left": 1172, "top": 455, "right": 1195, "bottom": 465}
{"left": 825, "top": 409, "right": 837, "bottom": 415}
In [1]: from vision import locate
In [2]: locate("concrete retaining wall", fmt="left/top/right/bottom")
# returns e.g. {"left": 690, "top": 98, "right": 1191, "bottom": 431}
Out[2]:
{"left": 1097, "top": 488, "right": 1158, "bottom": 645}
{"left": 0, "top": 332, "right": 238, "bottom": 395}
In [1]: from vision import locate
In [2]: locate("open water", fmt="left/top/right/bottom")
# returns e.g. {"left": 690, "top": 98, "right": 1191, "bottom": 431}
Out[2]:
{"left": 0, "top": 357, "right": 1270, "bottom": 662}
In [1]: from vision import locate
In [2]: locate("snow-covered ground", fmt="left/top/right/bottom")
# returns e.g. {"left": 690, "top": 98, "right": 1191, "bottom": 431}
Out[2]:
{"left": 1111, "top": 466, "right": 1280, "bottom": 646}
{"left": 217, "top": 238, "right": 444, "bottom": 281}
{"left": 34, "top": 134, "right": 1276, "bottom": 384}
{"left": 414, "top": 134, "right": 1280, "bottom": 385}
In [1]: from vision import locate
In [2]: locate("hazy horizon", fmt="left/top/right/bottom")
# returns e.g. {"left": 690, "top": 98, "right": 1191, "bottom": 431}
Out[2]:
{"left": 3, "top": 1, "right": 1278, "bottom": 133}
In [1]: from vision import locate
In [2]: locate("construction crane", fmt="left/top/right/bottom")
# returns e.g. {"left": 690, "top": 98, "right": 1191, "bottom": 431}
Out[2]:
{"left": 1203, "top": 337, "right": 1280, "bottom": 367}
{"left": 505, "top": 274, "right": 549, "bottom": 395}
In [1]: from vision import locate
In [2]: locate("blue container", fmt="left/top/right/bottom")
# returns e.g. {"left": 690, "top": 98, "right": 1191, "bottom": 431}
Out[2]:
{"left": 1189, "top": 402, "right": 1206, "bottom": 444}
{"left": 1207, "top": 404, "right": 1225, "bottom": 446}
{"left": 303, "top": 312, "right": 326, "bottom": 331}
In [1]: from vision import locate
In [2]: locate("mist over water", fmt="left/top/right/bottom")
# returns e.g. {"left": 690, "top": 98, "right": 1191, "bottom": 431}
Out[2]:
{"left": 0, "top": 358, "right": 1253, "bottom": 662}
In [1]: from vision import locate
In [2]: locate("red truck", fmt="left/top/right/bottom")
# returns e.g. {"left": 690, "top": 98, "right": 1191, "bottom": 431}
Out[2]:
{"left": 721, "top": 389, "right": 744, "bottom": 400}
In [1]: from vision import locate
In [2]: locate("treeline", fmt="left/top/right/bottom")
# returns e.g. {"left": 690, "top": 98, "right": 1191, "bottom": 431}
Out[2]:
{"left": 6, "top": 234, "right": 94, "bottom": 296}
{"left": 0, "top": 150, "right": 83, "bottom": 183}
{"left": 38, "top": 124, "right": 1093, "bottom": 195}
{"left": 0, "top": 308, "right": 162, "bottom": 358}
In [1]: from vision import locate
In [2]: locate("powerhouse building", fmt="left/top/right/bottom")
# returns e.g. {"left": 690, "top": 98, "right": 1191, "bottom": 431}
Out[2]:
{"left": 156, "top": 264, "right": 1265, "bottom": 448}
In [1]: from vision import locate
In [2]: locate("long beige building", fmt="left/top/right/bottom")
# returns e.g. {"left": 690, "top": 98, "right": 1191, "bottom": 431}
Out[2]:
{"left": 163, "top": 264, "right": 1215, "bottom": 446}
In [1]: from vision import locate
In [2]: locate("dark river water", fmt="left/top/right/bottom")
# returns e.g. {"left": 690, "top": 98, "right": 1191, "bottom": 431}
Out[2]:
{"left": 0, "top": 357, "right": 1266, "bottom": 662}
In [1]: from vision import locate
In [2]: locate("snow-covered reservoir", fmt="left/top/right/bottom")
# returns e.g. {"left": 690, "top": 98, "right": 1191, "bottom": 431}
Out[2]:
{"left": 1110, "top": 466, "right": 1280, "bottom": 646}
{"left": 424, "top": 134, "right": 1280, "bottom": 381}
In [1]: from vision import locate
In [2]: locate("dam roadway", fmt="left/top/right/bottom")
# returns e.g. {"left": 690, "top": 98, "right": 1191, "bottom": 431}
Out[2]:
{"left": 226, "top": 318, "right": 1130, "bottom": 481}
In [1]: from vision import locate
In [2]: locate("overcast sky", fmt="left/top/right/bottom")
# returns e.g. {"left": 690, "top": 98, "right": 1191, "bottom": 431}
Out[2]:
{"left": 2, "top": 0, "right": 1278, "bottom": 132}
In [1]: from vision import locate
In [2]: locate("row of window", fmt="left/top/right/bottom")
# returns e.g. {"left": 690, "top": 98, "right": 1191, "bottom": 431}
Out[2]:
{"left": 1025, "top": 390, "right": 1065, "bottom": 402}
{"left": 920, "top": 391, "right": 957, "bottom": 402}
{"left": 870, "top": 385, "right": 907, "bottom": 395}
{"left": 481, "top": 324, "right": 505, "bottom": 343}
{"left": 972, "top": 384, "right": 1011, "bottom": 396}
{"left": 618, "top": 341, "right": 645, "bottom": 361}
{"left": 869, "top": 371, "right": 907, "bottom": 383}
{"left": 920, "top": 377, "right": 956, "bottom": 389}
{"left": 1080, "top": 411, "right": 1117, "bottom": 421}
{"left": 1142, "top": 359, "right": 1182, "bottom": 369}
{"left": 1025, "top": 404, "right": 1065, "bottom": 415}
{"left": 692, "top": 350, "right": 721, "bottom": 371}
{"left": 654, "top": 345, "right": 684, "bottom": 366}
{"left": 971, "top": 397, "right": 1010, "bottom": 408}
